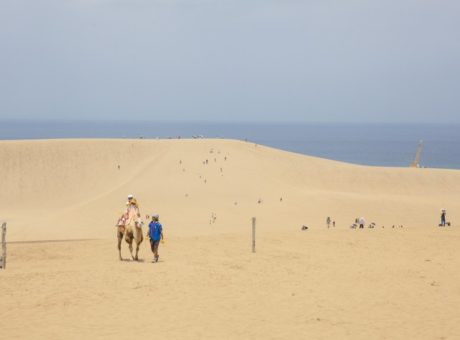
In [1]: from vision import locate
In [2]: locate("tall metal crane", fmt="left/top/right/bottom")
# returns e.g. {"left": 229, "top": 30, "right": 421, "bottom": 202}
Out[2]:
{"left": 410, "top": 140, "right": 423, "bottom": 168}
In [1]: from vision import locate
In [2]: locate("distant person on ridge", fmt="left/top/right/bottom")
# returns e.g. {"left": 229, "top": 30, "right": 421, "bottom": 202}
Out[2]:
{"left": 147, "top": 214, "right": 163, "bottom": 263}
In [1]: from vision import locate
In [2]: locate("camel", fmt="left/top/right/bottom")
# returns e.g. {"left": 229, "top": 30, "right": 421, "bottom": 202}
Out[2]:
{"left": 117, "top": 212, "right": 144, "bottom": 261}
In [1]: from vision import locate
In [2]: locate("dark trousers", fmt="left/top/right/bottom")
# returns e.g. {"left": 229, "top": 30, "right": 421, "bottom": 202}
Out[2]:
{"left": 150, "top": 239, "right": 160, "bottom": 253}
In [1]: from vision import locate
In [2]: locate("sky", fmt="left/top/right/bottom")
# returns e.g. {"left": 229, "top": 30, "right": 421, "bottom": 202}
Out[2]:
{"left": 0, "top": 0, "right": 459, "bottom": 123}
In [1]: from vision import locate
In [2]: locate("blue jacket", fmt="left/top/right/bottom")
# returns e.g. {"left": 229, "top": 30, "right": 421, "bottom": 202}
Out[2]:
{"left": 148, "top": 221, "right": 163, "bottom": 241}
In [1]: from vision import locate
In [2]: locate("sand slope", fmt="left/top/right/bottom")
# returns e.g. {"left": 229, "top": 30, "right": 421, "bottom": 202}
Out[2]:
{"left": 1, "top": 139, "right": 459, "bottom": 241}
{"left": 1, "top": 139, "right": 460, "bottom": 339}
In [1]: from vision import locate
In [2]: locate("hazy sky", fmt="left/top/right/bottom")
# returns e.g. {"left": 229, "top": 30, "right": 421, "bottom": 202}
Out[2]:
{"left": 1, "top": 0, "right": 459, "bottom": 123}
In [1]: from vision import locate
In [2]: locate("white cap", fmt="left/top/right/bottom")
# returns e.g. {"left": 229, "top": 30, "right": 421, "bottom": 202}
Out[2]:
{"left": 152, "top": 214, "right": 159, "bottom": 219}
{"left": 127, "top": 194, "right": 134, "bottom": 199}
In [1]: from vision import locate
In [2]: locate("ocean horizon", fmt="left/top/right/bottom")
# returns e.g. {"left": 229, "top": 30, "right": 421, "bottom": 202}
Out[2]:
{"left": 1, "top": 120, "right": 459, "bottom": 170}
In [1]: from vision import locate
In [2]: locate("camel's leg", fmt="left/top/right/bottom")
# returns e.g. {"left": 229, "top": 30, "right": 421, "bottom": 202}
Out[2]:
{"left": 128, "top": 238, "right": 134, "bottom": 260}
{"left": 117, "top": 228, "right": 125, "bottom": 261}
{"left": 134, "top": 243, "right": 139, "bottom": 261}
{"left": 118, "top": 235, "right": 123, "bottom": 261}
{"left": 134, "top": 229, "right": 143, "bottom": 261}
{"left": 124, "top": 227, "right": 135, "bottom": 260}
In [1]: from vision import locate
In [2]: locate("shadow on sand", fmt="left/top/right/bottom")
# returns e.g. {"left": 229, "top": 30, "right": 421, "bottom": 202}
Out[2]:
{"left": 119, "top": 258, "right": 145, "bottom": 263}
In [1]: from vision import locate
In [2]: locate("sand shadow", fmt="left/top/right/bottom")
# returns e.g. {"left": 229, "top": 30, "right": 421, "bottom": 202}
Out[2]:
{"left": 119, "top": 258, "right": 145, "bottom": 263}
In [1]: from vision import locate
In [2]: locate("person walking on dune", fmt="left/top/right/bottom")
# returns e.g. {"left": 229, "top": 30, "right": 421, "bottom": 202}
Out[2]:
{"left": 147, "top": 214, "right": 163, "bottom": 263}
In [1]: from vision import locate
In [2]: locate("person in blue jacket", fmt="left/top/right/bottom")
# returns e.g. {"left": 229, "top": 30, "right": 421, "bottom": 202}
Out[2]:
{"left": 147, "top": 214, "right": 163, "bottom": 262}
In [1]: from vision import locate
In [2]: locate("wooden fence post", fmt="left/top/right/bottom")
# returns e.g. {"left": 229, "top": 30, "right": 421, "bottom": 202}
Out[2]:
{"left": 252, "top": 217, "right": 256, "bottom": 253}
{"left": 0, "top": 222, "right": 6, "bottom": 269}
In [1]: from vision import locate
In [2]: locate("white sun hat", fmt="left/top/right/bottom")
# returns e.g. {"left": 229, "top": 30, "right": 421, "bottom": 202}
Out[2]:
{"left": 127, "top": 194, "right": 134, "bottom": 199}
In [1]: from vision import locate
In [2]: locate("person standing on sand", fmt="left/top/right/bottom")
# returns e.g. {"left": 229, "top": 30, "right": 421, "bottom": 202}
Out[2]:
{"left": 147, "top": 214, "right": 163, "bottom": 263}
{"left": 358, "top": 217, "right": 365, "bottom": 229}
{"left": 440, "top": 209, "right": 447, "bottom": 227}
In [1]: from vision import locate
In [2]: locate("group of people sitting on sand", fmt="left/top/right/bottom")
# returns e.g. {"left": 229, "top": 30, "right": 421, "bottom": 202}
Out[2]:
{"left": 116, "top": 194, "right": 164, "bottom": 263}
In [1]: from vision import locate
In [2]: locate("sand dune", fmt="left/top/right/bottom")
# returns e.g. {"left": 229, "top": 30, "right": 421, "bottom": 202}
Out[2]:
{"left": 1, "top": 139, "right": 459, "bottom": 241}
{"left": 1, "top": 139, "right": 460, "bottom": 339}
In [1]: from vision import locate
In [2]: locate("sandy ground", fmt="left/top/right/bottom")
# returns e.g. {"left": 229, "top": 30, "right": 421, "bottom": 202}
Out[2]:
{"left": 3, "top": 230, "right": 460, "bottom": 340}
{"left": 1, "top": 139, "right": 460, "bottom": 339}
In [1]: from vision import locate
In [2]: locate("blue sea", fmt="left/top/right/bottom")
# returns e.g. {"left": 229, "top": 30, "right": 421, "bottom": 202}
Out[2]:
{"left": 1, "top": 120, "right": 459, "bottom": 169}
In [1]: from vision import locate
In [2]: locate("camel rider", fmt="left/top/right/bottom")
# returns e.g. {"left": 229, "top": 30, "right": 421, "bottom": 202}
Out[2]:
{"left": 125, "top": 194, "right": 141, "bottom": 227}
